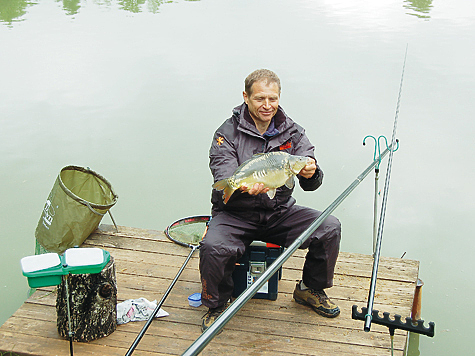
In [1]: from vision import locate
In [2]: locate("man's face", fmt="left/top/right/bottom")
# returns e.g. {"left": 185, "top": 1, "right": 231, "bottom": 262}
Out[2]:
{"left": 243, "top": 80, "right": 280, "bottom": 126}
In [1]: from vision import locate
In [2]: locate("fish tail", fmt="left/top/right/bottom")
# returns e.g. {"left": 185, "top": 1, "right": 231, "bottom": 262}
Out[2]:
{"left": 212, "top": 179, "right": 236, "bottom": 204}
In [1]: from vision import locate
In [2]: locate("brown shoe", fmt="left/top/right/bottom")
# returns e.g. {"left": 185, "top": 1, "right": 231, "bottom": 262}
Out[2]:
{"left": 293, "top": 281, "right": 340, "bottom": 318}
{"left": 201, "top": 303, "right": 228, "bottom": 333}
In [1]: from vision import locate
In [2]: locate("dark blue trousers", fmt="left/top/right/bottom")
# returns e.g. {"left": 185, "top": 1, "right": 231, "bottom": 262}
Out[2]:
{"left": 199, "top": 205, "right": 341, "bottom": 308}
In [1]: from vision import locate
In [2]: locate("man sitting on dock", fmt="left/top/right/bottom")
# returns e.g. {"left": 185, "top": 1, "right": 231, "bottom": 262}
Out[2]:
{"left": 199, "top": 69, "right": 341, "bottom": 332}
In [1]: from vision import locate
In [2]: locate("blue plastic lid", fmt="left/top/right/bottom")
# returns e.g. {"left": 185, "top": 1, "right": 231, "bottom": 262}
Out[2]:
{"left": 188, "top": 293, "right": 201, "bottom": 301}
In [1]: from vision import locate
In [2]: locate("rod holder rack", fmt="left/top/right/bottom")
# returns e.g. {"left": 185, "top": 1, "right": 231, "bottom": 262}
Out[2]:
{"left": 352, "top": 305, "right": 435, "bottom": 337}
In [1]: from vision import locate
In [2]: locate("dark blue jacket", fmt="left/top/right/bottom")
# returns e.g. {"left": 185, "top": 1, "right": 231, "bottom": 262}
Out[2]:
{"left": 209, "top": 103, "right": 323, "bottom": 216}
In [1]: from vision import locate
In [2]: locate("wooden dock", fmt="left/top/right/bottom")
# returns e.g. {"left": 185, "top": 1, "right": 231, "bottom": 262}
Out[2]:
{"left": 0, "top": 225, "right": 420, "bottom": 355}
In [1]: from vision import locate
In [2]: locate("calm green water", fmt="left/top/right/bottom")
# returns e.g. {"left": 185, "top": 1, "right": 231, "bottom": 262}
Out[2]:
{"left": 1, "top": 0, "right": 474, "bottom": 354}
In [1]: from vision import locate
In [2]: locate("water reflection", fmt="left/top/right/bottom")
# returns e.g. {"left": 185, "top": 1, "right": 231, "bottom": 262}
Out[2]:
{"left": 58, "top": 0, "right": 81, "bottom": 15}
{"left": 116, "top": 0, "right": 173, "bottom": 14}
{"left": 1, "top": 0, "right": 434, "bottom": 26}
{"left": 0, "top": 0, "right": 198, "bottom": 25}
{"left": 0, "top": 0, "right": 37, "bottom": 26}
{"left": 403, "top": 0, "right": 433, "bottom": 20}
{"left": 407, "top": 332, "right": 421, "bottom": 356}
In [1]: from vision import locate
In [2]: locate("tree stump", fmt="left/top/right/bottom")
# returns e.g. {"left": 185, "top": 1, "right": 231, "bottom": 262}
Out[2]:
{"left": 56, "top": 257, "right": 117, "bottom": 342}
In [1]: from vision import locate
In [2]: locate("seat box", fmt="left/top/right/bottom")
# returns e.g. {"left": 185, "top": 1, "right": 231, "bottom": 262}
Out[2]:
{"left": 232, "top": 241, "right": 283, "bottom": 300}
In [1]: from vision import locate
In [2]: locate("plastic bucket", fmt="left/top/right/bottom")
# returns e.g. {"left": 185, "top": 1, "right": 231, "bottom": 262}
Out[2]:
{"left": 35, "top": 166, "right": 118, "bottom": 254}
{"left": 188, "top": 293, "right": 202, "bottom": 307}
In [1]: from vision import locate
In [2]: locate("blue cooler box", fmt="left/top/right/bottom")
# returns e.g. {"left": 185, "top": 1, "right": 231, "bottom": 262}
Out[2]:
{"left": 232, "top": 241, "right": 283, "bottom": 300}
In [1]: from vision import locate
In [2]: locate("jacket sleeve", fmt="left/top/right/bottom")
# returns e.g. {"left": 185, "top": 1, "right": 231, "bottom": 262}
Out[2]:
{"left": 292, "top": 128, "right": 324, "bottom": 191}
{"left": 298, "top": 166, "right": 323, "bottom": 191}
{"left": 209, "top": 130, "right": 239, "bottom": 183}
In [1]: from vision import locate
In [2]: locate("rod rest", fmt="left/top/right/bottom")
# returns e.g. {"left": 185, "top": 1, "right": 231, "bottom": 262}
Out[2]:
{"left": 352, "top": 305, "right": 435, "bottom": 337}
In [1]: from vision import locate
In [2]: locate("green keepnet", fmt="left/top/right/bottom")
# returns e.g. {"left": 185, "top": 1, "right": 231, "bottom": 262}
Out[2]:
{"left": 35, "top": 166, "right": 118, "bottom": 254}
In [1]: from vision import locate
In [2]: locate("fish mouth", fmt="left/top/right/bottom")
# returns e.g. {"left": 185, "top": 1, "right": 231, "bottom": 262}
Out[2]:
{"left": 289, "top": 157, "right": 310, "bottom": 174}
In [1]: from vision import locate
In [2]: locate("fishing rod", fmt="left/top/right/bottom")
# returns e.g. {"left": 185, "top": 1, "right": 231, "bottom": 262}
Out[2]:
{"left": 352, "top": 45, "right": 435, "bottom": 340}
{"left": 181, "top": 144, "right": 394, "bottom": 356}
{"left": 363, "top": 45, "right": 407, "bottom": 333}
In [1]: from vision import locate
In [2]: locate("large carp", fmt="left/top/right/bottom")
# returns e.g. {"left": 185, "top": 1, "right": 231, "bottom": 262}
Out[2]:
{"left": 213, "top": 152, "right": 311, "bottom": 204}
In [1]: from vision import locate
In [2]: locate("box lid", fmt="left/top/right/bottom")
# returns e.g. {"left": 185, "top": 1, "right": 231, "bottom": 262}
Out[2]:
{"left": 64, "top": 247, "right": 105, "bottom": 267}
{"left": 20, "top": 253, "right": 61, "bottom": 273}
{"left": 62, "top": 248, "right": 110, "bottom": 275}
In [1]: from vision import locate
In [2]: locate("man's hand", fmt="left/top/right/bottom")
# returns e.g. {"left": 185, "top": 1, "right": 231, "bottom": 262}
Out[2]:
{"left": 299, "top": 158, "right": 317, "bottom": 179}
{"left": 239, "top": 183, "right": 270, "bottom": 196}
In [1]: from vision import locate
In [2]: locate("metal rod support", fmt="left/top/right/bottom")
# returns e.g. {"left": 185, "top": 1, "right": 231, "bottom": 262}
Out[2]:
{"left": 181, "top": 146, "right": 393, "bottom": 356}
{"left": 108, "top": 210, "right": 119, "bottom": 233}
{"left": 64, "top": 274, "right": 74, "bottom": 356}
{"left": 364, "top": 44, "right": 408, "bottom": 332}
{"left": 372, "top": 169, "right": 379, "bottom": 255}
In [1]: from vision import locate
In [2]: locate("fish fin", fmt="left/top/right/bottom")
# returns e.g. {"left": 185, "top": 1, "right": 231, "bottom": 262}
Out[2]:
{"left": 212, "top": 179, "right": 228, "bottom": 191}
{"left": 285, "top": 176, "right": 295, "bottom": 189}
{"left": 222, "top": 185, "right": 236, "bottom": 204}
{"left": 267, "top": 188, "right": 277, "bottom": 200}
{"left": 213, "top": 179, "right": 236, "bottom": 204}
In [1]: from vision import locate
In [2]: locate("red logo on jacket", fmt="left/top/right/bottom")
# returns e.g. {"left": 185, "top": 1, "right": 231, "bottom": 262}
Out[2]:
{"left": 279, "top": 141, "right": 292, "bottom": 150}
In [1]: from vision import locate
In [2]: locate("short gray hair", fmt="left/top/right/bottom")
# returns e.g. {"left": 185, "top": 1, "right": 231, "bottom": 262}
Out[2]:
{"left": 244, "top": 69, "right": 281, "bottom": 96}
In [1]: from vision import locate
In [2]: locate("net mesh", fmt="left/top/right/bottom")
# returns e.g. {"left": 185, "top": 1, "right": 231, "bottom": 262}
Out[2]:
{"left": 168, "top": 220, "right": 208, "bottom": 246}
{"left": 35, "top": 239, "right": 50, "bottom": 255}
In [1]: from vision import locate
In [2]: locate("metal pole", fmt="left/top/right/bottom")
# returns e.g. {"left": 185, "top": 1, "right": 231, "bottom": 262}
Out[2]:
{"left": 108, "top": 210, "right": 119, "bottom": 233}
{"left": 64, "top": 274, "right": 74, "bottom": 356}
{"left": 126, "top": 245, "right": 199, "bottom": 356}
{"left": 181, "top": 146, "right": 393, "bottom": 356}
{"left": 372, "top": 169, "right": 379, "bottom": 255}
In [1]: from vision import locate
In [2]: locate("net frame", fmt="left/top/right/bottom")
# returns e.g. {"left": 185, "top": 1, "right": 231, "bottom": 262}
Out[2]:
{"left": 164, "top": 215, "right": 211, "bottom": 247}
{"left": 126, "top": 215, "right": 211, "bottom": 356}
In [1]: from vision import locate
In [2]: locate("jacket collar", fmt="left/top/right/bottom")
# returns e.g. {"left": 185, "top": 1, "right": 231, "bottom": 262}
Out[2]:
{"left": 233, "top": 102, "right": 289, "bottom": 134}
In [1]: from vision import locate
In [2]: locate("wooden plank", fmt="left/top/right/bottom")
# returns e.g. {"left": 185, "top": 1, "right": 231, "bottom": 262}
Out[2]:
{"left": 5, "top": 304, "right": 403, "bottom": 356}
{"left": 86, "top": 245, "right": 418, "bottom": 284}
{"left": 22, "top": 286, "right": 409, "bottom": 338}
{"left": 0, "top": 323, "right": 397, "bottom": 356}
{"left": 0, "top": 225, "right": 419, "bottom": 356}
{"left": 90, "top": 225, "right": 420, "bottom": 270}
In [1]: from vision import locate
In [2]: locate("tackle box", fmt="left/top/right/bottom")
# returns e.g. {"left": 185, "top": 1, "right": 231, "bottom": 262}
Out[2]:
{"left": 232, "top": 241, "right": 283, "bottom": 300}
{"left": 20, "top": 247, "right": 110, "bottom": 288}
